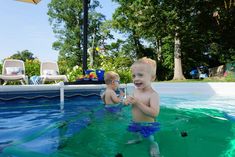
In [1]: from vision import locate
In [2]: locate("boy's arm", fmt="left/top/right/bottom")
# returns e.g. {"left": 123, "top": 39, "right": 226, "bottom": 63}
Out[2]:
{"left": 149, "top": 93, "right": 160, "bottom": 117}
{"left": 101, "top": 92, "right": 105, "bottom": 101}
{"left": 110, "top": 91, "right": 123, "bottom": 103}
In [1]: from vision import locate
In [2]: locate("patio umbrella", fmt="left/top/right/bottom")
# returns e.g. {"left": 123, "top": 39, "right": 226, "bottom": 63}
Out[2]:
{"left": 16, "top": 0, "right": 41, "bottom": 4}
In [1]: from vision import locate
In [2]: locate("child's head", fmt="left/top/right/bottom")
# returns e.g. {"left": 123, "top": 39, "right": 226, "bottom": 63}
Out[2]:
{"left": 104, "top": 71, "right": 120, "bottom": 86}
{"left": 130, "top": 57, "right": 156, "bottom": 88}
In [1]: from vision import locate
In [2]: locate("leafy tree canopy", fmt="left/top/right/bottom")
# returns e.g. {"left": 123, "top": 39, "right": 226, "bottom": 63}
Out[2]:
{"left": 10, "top": 50, "right": 36, "bottom": 62}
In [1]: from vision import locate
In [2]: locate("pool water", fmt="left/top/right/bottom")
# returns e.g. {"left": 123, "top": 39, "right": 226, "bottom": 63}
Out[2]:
{"left": 0, "top": 94, "right": 235, "bottom": 157}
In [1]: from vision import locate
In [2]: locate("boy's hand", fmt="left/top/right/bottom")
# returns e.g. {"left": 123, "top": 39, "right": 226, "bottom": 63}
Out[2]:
{"left": 123, "top": 96, "right": 137, "bottom": 105}
{"left": 123, "top": 96, "right": 131, "bottom": 105}
{"left": 123, "top": 99, "right": 128, "bottom": 105}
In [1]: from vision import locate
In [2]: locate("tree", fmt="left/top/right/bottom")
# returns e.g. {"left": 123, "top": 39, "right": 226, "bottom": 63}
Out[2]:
{"left": 48, "top": 0, "right": 85, "bottom": 67}
{"left": 112, "top": 0, "right": 146, "bottom": 59}
{"left": 112, "top": 0, "right": 186, "bottom": 80}
{"left": 48, "top": 0, "right": 235, "bottom": 80}
{"left": 10, "top": 50, "right": 36, "bottom": 62}
{"left": 48, "top": 0, "right": 110, "bottom": 69}
{"left": 112, "top": 0, "right": 234, "bottom": 80}
{"left": 173, "top": 30, "right": 185, "bottom": 80}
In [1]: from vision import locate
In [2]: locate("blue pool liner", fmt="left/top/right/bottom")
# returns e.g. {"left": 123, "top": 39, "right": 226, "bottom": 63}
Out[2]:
{"left": 224, "top": 112, "right": 235, "bottom": 121}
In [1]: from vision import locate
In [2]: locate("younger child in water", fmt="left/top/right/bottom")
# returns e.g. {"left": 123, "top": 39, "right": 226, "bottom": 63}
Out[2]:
{"left": 101, "top": 71, "right": 124, "bottom": 112}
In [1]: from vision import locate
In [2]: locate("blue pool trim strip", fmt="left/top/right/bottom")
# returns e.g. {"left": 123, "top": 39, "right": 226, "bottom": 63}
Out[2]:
{"left": 0, "top": 84, "right": 112, "bottom": 101}
{"left": 0, "top": 92, "right": 101, "bottom": 101}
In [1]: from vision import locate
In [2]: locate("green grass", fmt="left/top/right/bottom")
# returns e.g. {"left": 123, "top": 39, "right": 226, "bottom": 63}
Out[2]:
{"left": 158, "top": 77, "right": 235, "bottom": 82}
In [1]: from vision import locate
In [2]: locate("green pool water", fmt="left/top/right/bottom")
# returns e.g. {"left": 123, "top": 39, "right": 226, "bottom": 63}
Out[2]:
{"left": 2, "top": 95, "right": 235, "bottom": 157}
{"left": 50, "top": 107, "right": 234, "bottom": 157}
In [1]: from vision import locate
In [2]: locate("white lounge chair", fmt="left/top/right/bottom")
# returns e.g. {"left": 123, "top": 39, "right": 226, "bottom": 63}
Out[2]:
{"left": 0, "top": 59, "right": 28, "bottom": 85}
{"left": 40, "top": 62, "right": 68, "bottom": 84}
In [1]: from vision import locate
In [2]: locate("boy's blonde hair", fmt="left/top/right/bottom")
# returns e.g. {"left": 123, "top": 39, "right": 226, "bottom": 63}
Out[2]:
{"left": 104, "top": 71, "right": 119, "bottom": 85}
{"left": 131, "top": 57, "right": 156, "bottom": 78}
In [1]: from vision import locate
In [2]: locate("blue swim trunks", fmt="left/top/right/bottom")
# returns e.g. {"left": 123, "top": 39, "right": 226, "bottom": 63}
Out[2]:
{"left": 105, "top": 103, "right": 122, "bottom": 113}
{"left": 127, "top": 121, "right": 160, "bottom": 138}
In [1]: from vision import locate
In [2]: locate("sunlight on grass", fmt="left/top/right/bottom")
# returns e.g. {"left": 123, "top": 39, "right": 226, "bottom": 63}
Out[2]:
{"left": 159, "top": 77, "right": 235, "bottom": 83}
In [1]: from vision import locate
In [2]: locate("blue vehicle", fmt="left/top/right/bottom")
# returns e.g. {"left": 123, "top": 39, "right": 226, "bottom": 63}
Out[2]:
{"left": 189, "top": 69, "right": 199, "bottom": 79}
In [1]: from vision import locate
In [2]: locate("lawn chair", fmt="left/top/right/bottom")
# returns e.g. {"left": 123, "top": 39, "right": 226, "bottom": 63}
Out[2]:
{"left": 0, "top": 59, "right": 28, "bottom": 85}
{"left": 40, "top": 62, "right": 68, "bottom": 84}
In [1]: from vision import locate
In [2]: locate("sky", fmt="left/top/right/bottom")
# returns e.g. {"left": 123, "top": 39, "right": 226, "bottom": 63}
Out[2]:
{"left": 0, "top": 0, "right": 119, "bottom": 63}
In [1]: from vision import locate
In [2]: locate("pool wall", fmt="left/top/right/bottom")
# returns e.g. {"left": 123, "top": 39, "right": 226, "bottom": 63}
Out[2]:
{"left": 0, "top": 82, "right": 234, "bottom": 101}
{"left": 127, "top": 82, "right": 235, "bottom": 96}
{"left": 0, "top": 84, "right": 104, "bottom": 101}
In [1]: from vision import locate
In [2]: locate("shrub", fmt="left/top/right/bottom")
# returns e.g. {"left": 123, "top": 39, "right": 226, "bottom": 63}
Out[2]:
{"left": 99, "top": 56, "right": 132, "bottom": 83}
{"left": 225, "top": 71, "right": 235, "bottom": 82}
{"left": 66, "top": 65, "right": 83, "bottom": 82}
{"left": 25, "top": 59, "right": 40, "bottom": 77}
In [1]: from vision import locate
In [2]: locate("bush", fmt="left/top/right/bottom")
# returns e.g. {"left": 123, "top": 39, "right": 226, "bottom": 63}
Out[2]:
{"left": 66, "top": 65, "right": 83, "bottom": 82}
{"left": 25, "top": 59, "right": 40, "bottom": 77}
{"left": 58, "top": 60, "right": 71, "bottom": 75}
{"left": 116, "top": 69, "right": 132, "bottom": 83}
{"left": 99, "top": 56, "right": 132, "bottom": 83}
{"left": 225, "top": 71, "right": 235, "bottom": 82}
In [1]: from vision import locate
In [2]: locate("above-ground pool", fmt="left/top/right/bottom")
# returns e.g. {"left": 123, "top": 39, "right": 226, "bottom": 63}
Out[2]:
{"left": 0, "top": 83, "right": 235, "bottom": 157}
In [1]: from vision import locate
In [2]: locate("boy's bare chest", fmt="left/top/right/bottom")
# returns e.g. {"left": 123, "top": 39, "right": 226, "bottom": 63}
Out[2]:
{"left": 135, "top": 93, "right": 150, "bottom": 106}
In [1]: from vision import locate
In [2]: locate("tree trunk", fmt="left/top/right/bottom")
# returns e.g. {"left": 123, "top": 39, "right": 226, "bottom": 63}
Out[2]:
{"left": 89, "top": 32, "right": 96, "bottom": 68}
{"left": 154, "top": 39, "right": 161, "bottom": 80}
{"left": 173, "top": 31, "right": 186, "bottom": 80}
{"left": 132, "top": 30, "right": 144, "bottom": 58}
{"left": 156, "top": 39, "right": 162, "bottom": 61}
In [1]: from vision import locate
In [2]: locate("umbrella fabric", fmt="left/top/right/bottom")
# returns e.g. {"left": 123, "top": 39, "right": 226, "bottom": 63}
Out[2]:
{"left": 16, "top": 0, "right": 41, "bottom": 4}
